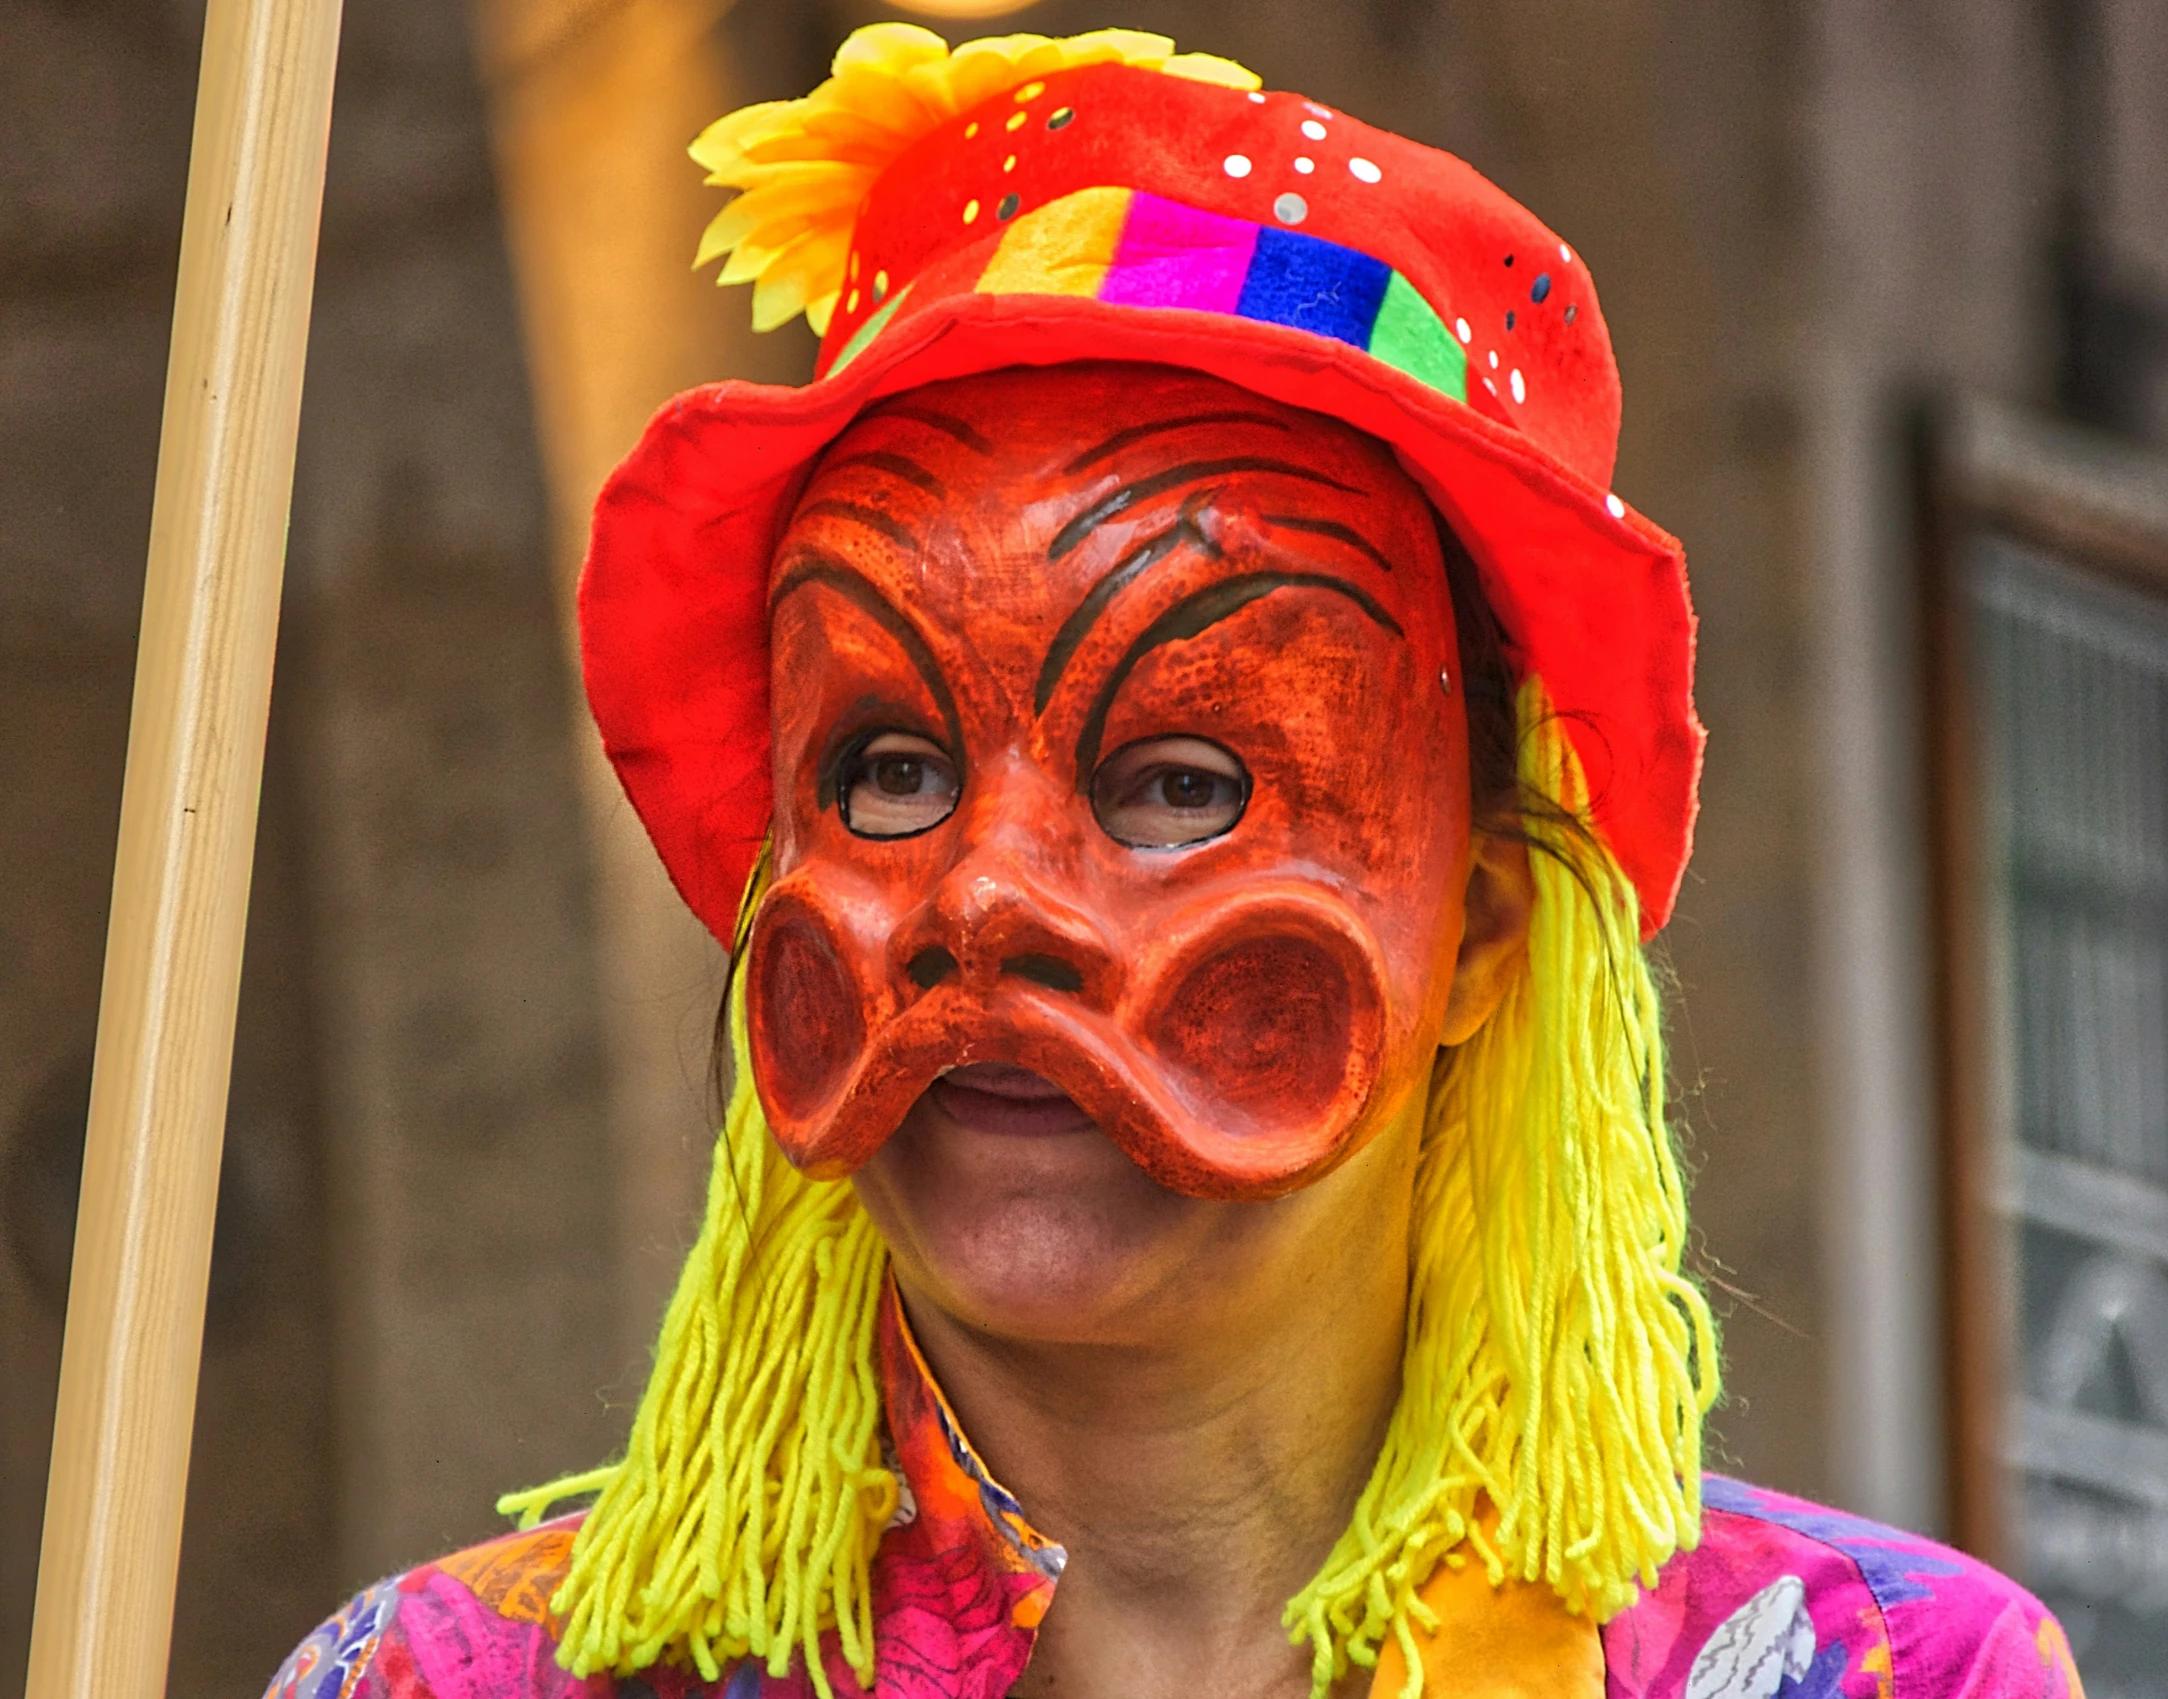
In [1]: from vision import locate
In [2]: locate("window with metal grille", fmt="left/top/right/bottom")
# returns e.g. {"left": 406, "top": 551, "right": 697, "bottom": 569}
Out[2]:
{"left": 1930, "top": 400, "right": 2168, "bottom": 1692}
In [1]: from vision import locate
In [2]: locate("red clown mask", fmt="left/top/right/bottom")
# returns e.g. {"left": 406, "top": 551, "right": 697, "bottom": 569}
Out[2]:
{"left": 748, "top": 364, "right": 1470, "bottom": 1200}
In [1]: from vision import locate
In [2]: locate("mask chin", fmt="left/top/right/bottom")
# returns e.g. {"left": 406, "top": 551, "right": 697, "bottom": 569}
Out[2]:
{"left": 744, "top": 876, "right": 1408, "bottom": 1201}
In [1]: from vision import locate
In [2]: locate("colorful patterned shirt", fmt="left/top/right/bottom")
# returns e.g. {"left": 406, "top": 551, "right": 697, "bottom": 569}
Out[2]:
{"left": 267, "top": 1288, "right": 2084, "bottom": 1699}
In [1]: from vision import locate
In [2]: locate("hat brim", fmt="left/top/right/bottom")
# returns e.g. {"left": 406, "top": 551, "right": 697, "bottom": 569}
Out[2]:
{"left": 580, "top": 289, "right": 1701, "bottom": 945}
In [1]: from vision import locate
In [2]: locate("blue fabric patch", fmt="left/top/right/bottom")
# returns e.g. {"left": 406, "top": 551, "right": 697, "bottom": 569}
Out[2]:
{"left": 725, "top": 1661, "right": 764, "bottom": 1699}
{"left": 1235, "top": 228, "right": 1393, "bottom": 350}
{"left": 1783, "top": 1642, "right": 1851, "bottom": 1698}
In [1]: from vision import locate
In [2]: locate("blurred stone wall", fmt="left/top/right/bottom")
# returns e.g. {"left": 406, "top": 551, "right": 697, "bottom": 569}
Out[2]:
{"left": 1801, "top": 0, "right": 2057, "bottom": 1538}
{"left": 281, "top": 0, "right": 624, "bottom": 1586}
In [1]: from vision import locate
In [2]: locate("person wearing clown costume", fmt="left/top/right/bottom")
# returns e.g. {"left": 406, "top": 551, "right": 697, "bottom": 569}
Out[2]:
{"left": 266, "top": 24, "right": 2083, "bottom": 1699}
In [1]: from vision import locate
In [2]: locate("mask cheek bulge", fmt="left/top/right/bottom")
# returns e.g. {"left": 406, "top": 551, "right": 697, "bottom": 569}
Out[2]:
{"left": 745, "top": 889, "right": 872, "bottom": 1166}
{"left": 1119, "top": 887, "right": 1390, "bottom": 1197}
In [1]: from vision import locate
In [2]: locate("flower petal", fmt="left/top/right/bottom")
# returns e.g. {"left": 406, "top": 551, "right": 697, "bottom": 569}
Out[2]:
{"left": 688, "top": 21, "right": 1259, "bottom": 334}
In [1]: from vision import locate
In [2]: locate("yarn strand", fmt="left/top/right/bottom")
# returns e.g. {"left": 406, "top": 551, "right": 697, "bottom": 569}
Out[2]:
{"left": 1280, "top": 683, "right": 1719, "bottom": 1696}
{"left": 497, "top": 878, "right": 895, "bottom": 1693}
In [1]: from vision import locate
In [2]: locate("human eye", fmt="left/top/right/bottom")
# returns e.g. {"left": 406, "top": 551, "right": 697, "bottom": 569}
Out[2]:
{"left": 839, "top": 731, "right": 960, "bottom": 839}
{"left": 1091, "top": 736, "right": 1249, "bottom": 849}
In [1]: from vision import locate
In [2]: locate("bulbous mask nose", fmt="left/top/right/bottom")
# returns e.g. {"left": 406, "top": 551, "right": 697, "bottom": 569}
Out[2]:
{"left": 891, "top": 761, "right": 1116, "bottom": 1006}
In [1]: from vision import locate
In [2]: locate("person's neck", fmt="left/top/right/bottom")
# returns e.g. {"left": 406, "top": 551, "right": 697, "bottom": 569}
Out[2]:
{"left": 895, "top": 1248, "right": 1407, "bottom": 1699}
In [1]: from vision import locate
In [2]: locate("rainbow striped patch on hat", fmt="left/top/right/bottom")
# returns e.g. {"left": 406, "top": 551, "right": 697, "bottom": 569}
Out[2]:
{"left": 830, "top": 187, "right": 1469, "bottom": 406}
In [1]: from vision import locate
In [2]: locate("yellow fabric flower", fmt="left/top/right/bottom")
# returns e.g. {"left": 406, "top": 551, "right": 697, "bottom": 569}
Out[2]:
{"left": 690, "top": 23, "right": 1259, "bottom": 335}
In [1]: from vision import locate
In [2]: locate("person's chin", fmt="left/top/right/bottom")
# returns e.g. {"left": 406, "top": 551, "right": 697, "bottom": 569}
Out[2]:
{"left": 861, "top": 1069, "right": 1200, "bottom": 1339}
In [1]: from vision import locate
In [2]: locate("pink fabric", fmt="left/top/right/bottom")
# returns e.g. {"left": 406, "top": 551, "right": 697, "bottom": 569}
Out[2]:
{"left": 1604, "top": 1479, "right": 2083, "bottom": 1699}
{"left": 397, "top": 1569, "right": 600, "bottom": 1699}
{"left": 1098, "top": 193, "right": 1260, "bottom": 312}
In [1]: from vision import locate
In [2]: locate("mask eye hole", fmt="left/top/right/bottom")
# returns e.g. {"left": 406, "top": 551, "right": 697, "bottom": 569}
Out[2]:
{"left": 1091, "top": 736, "right": 1249, "bottom": 849}
{"left": 840, "top": 731, "right": 960, "bottom": 839}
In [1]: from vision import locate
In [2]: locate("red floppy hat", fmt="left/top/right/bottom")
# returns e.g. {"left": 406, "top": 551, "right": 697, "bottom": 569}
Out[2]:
{"left": 580, "top": 25, "right": 1703, "bottom": 944}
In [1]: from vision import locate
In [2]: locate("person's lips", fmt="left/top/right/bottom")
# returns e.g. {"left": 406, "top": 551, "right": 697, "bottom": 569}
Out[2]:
{"left": 929, "top": 1062, "right": 1096, "bottom": 1137}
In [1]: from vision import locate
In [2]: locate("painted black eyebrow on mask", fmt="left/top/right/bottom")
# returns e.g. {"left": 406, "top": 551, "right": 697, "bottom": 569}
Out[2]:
{"left": 819, "top": 449, "right": 946, "bottom": 497}
{"left": 1047, "top": 458, "right": 1359, "bottom": 563}
{"left": 769, "top": 558, "right": 964, "bottom": 799}
{"left": 792, "top": 498, "right": 921, "bottom": 554}
{"left": 1073, "top": 571, "right": 1405, "bottom": 780}
{"left": 1062, "top": 411, "right": 1295, "bottom": 476}
{"left": 1034, "top": 499, "right": 1220, "bottom": 715}
{"left": 1260, "top": 513, "right": 1399, "bottom": 576}
{"left": 876, "top": 404, "right": 995, "bottom": 456}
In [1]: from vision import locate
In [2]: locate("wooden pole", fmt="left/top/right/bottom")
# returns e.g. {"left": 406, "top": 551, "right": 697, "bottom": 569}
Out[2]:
{"left": 24, "top": 1, "right": 344, "bottom": 1695}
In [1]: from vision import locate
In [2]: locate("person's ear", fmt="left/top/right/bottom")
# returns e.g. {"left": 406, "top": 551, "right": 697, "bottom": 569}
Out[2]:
{"left": 1439, "top": 829, "right": 1535, "bottom": 1046}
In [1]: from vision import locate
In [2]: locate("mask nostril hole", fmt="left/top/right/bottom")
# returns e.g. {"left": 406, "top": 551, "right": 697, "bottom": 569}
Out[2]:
{"left": 1003, "top": 954, "right": 1084, "bottom": 994}
{"left": 905, "top": 947, "right": 957, "bottom": 989}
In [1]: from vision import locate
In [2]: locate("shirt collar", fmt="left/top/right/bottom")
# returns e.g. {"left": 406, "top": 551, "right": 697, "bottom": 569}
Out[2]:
{"left": 862, "top": 1278, "right": 1062, "bottom": 1698}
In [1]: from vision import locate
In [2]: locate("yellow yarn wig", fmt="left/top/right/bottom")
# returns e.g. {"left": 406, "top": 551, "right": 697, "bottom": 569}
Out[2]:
{"left": 502, "top": 681, "right": 1720, "bottom": 1699}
